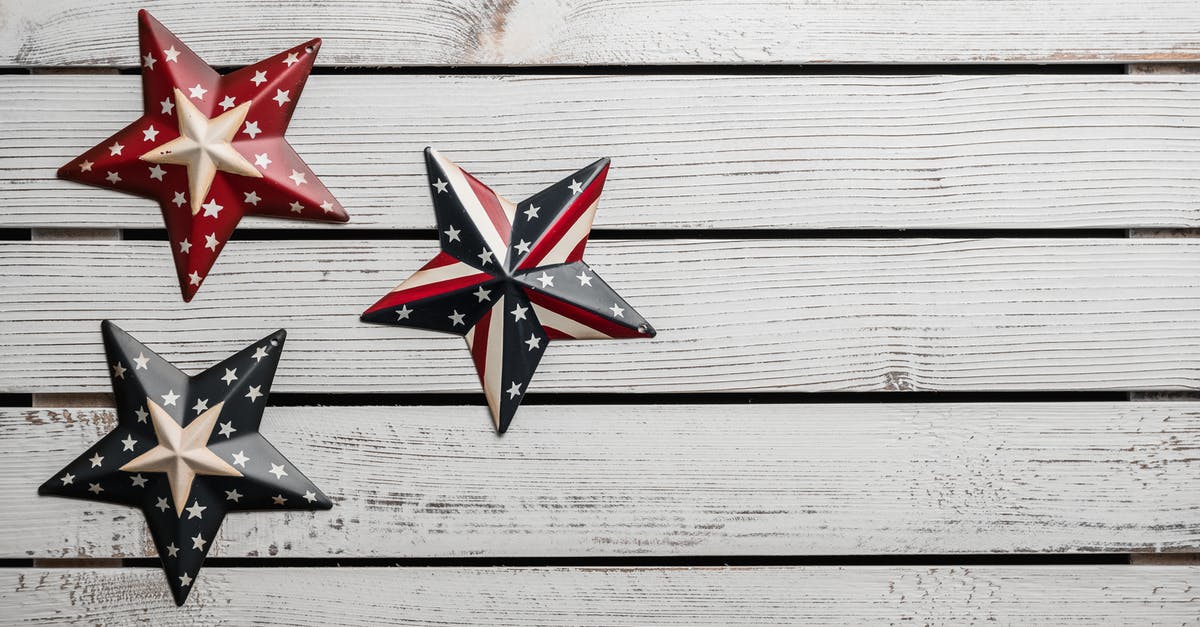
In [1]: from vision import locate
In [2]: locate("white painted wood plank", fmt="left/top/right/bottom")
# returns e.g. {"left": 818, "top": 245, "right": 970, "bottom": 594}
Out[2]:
{"left": 2, "top": 239, "right": 1198, "bottom": 393}
{"left": 4, "top": 74, "right": 1200, "bottom": 229}
{"left": 5, "top": 1, "right": 1200, "bottom": 66}
{"left": 5, "top": 403, "right": 1198, "bottom": 558}
{"left": 4, "top": 566, "right": 1199, "bottom": 625}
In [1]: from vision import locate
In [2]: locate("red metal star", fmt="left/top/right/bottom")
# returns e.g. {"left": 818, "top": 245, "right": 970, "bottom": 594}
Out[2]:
{"left": 57, "top": 10, "right": 348, "bottom": 301}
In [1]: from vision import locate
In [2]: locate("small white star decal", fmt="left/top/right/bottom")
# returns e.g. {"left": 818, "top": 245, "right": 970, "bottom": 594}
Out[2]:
{"left": 511, "top": 304, "right": 528, "bottom": 321}
{"left": 303, "top": 491, "right": 318, "bottom": 503}
{"left": 89, "top": 453, "right": 104, "bottom": 468}
{"left": 192, "top": 398, "right": 209, "bottom": 414}
{"left": 163, "top": 46, "right": 180, "bottom": 62}
{"left": 269, "top": 463, "right": 288, "bottom": 480}
{"left": 245, "top": 385, "right": 263, "bottom": 402}
{"left": 514, "top": 240, "right": 531, "bottom": 255}
{"left": 172, "top": 191, "right": 187, "bottom": 207}
{"left": 105, "top": 171, "right": 121, "bottom": 184}
{"left": 222, "top": 368, "right": 238, "bottom": 385}
{"left": 432, "top": 179, "right": 448, "bottom": 193}
{"left": 272, "top": 494, "right": 287, "bottom": 505}
{"left": 160, "top": 97, "right": 175, "bottom": 115}
{"left": 219, "top": 95, "right": 237, "bottom": 111}
{"left": 156, "top": 497, "right": 170, "bottom": 512}
{"left": 135, "top": 406, "right": 149, "bottom": 423}
{"left": 283, "top": 52, "right": 300, "bottom": 67}
{"left": 88, "top": 483, "right": 103, "bottom": 494}
{"left": 204, "top": 233, "right": 220, "bottom": 251}
{"left": 252, "top": 346, "right": 269, "bottom": 362}
{"left": 320, "top": 200, "right": 334, "bottom": 213}
{"left": 568, "top": 179, "right": 584, "bottom": 194}
{"left": 273, "top": 89, "right": 291, "bottom": 106}
{"left": 142, "top": 52, "right": 156, "bottom": 69}
{"left": 142, "top": 125, "right": 159, "bottom": 142}
{"left": 289, "top": 201, "right": 304, "bottom": 213}
{"left": 191, "top": 533, "right": 206, "bottom": 550}
{"left": 507, "top": 381, "right": 523, "bottom": 399}
{"left": 288, "top": 169, "right": 307, "bottom": 186}
{"left": 185, "top": 500, "right": 207, "bottom": 519}
{"left": 134, "top": 352, "right": 150, "bottom": 369}
{"left": 477, "top": 248, "right": 493, "bottom": 265}
{"left": 60, "top": 473, "right": 74, "bottom": 486}
{"left": 251, "top": 70, "right": 267, "bottom": 86}
{"left": 188, "top": 271, "right": 202, "bottom": 286}
{"left": 130, "top": 474, "right": 148, "bottom": 488}
{"left": 254, "top": 153, "right": 271, "bottom": 169}
{"left": 395, "top": 305, "right": 412, "bottom": 320}
{"left": 121, "top": 434, "right": 137, "bottom": 451}
{"left": 218, "top": 421, "right": 236, "bottom": 438}
{"left": 161, "top": 390, "right": 180, "bottom": 406}
{"left": 449, "top": 310, "right": 466, "bottom": 326}
{"left": 243, "top": 190, "right": 261, "bottom": 205}
{"left": 473, "top": 286, "right": 491, "bottom": 302}
{"left": 225, "top": 489, "right": 242, "bottom": 502}
{"left": 524, "top": 204, "right": 540, "bottom": 220}
{"left": 165, "top": 542, "right": 179, "bottom": 557}
{"left": 148, "top": 164, "right": 166, "bottom": 181}
{"left": 200, "top": 199, "right": 223, "bottom": 218}
{"left": 243, "top": 120, "right": 261, "bottom": 138}
{"left": 444, "top": 225, "right": 461, "bottom": 242}
{"left": 187, "top": 84, "right": 207, "bottom": 100}
{"left": 111, "top": 361, "right": 126, "bottom": 379}
{"left": 79, "top": 160, "right": 93, "bottom": 172}
{"left": 231, "top": 450, "right": 249, "bottom": 467}
{"left": 178, "top": 573, "right": 192, "bottom": 587}
{"left": 525, "top": 335, "right": 542, "bottom": 351}
{"left": 536, "top": 272, "right": 555, "bottom": 288}
{"left": 576, "top": 272, "right": 593, "bottom": 286}
{"left": 609, "top": 304, "right": 625, "bottom": 318}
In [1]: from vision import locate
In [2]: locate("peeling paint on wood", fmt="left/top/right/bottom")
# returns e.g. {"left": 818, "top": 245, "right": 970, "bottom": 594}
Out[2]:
{"left": 3, "top": 1, "right": 1200, "bottom": 66}
{"left": 2, "top": 566, "right": 1199, "bottom": 625}
{"left": 4, "top": 403, "right": 1198, "bottom": 558}
{"left": 4, "top": 74, "right": 1200, "bottom": 230}
{"left": 1, "top": 239, "right": 1198, "bottom": 393}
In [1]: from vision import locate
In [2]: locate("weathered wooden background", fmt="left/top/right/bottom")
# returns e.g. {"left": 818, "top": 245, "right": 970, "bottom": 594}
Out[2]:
{"left": 1, "top": 1, "right": 1198, "bottom": 624}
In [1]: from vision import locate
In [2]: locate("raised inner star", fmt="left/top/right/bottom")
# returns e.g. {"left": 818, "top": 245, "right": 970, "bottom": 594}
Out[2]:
{"left": 120, "top": 398, "right": 242, "bottom": 515}
{"left": 141, "top": 88, "right": 261, "bottom": 214}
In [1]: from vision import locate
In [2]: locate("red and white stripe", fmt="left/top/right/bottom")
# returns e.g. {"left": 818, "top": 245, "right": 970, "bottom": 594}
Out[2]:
{"left": 463, "top": 295, "right": 507, "bottom": 429}
{"left": 524, "top": 289, "right": 642, "bottom": 340}
{"left": 363, "top": 251, "right": 490, "bottom": 315}
{"left": 430, "top": 150, "right": 515, "bottom": 266}
{"left": 516, "top": 164, "right": 608, "bottom": 271}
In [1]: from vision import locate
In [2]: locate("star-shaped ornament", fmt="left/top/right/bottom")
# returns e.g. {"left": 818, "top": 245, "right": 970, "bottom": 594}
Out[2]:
{"left": 57, "top": 10, "right": 348, "bottom": 301}
{"left": 39, "top": 321, "right": 331, "bottom": 605}
{"left": 362, "top": 149, "right": 656, "bottom": 433}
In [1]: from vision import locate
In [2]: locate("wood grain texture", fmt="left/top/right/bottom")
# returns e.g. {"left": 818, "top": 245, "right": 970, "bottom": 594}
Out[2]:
{"left": 4, "top": 1, "right": 1200, "bottom": 66}
{"left": 4, "top": 74, "right": 1200, "bottom": 230}
{"left": 4, "top": 566, "right": 1200, "bottom": 625}
{"left": 6, "top": 403, "right": 1199, "bottom": 558}
{"left": 2, "top": 239, "right": 1199, "bottom": 393}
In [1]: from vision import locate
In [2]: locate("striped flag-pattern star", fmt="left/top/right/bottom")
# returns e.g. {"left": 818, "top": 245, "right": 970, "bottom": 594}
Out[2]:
{"left": 38, "top": 321, "right": 331, "bottom": 606}
{"left": 56, "top": 10, "right": 348, "bottom": 302}
{"left": 362, "top": 148, "right": 656, "bottom": 433}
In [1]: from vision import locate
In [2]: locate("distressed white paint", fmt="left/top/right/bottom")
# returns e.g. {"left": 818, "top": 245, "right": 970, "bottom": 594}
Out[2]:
{"left": 1, "top": 239, "right": 1198, "bottom": 393}
{"left": 4, "top": 1, "right": 1200, "bottom": 66}
{"left": 6, "top": 403, "right": 1198, "bottom": 558}
{"left": 4, "top": 566, "right": 1200, "bottom": 625}
{"left": 4, "top": 74, "right": 1200, "bottom": 230}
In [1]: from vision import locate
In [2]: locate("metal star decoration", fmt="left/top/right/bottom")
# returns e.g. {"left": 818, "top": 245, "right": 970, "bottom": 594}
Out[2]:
{"left": 38, "top": 321, "right": 331, "bottom": 605}
{"left": 57, "top": 10, "right": 348, "bottom": 301}
{"left": 361, "top": 149, "right": 656, "bottom": 433}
